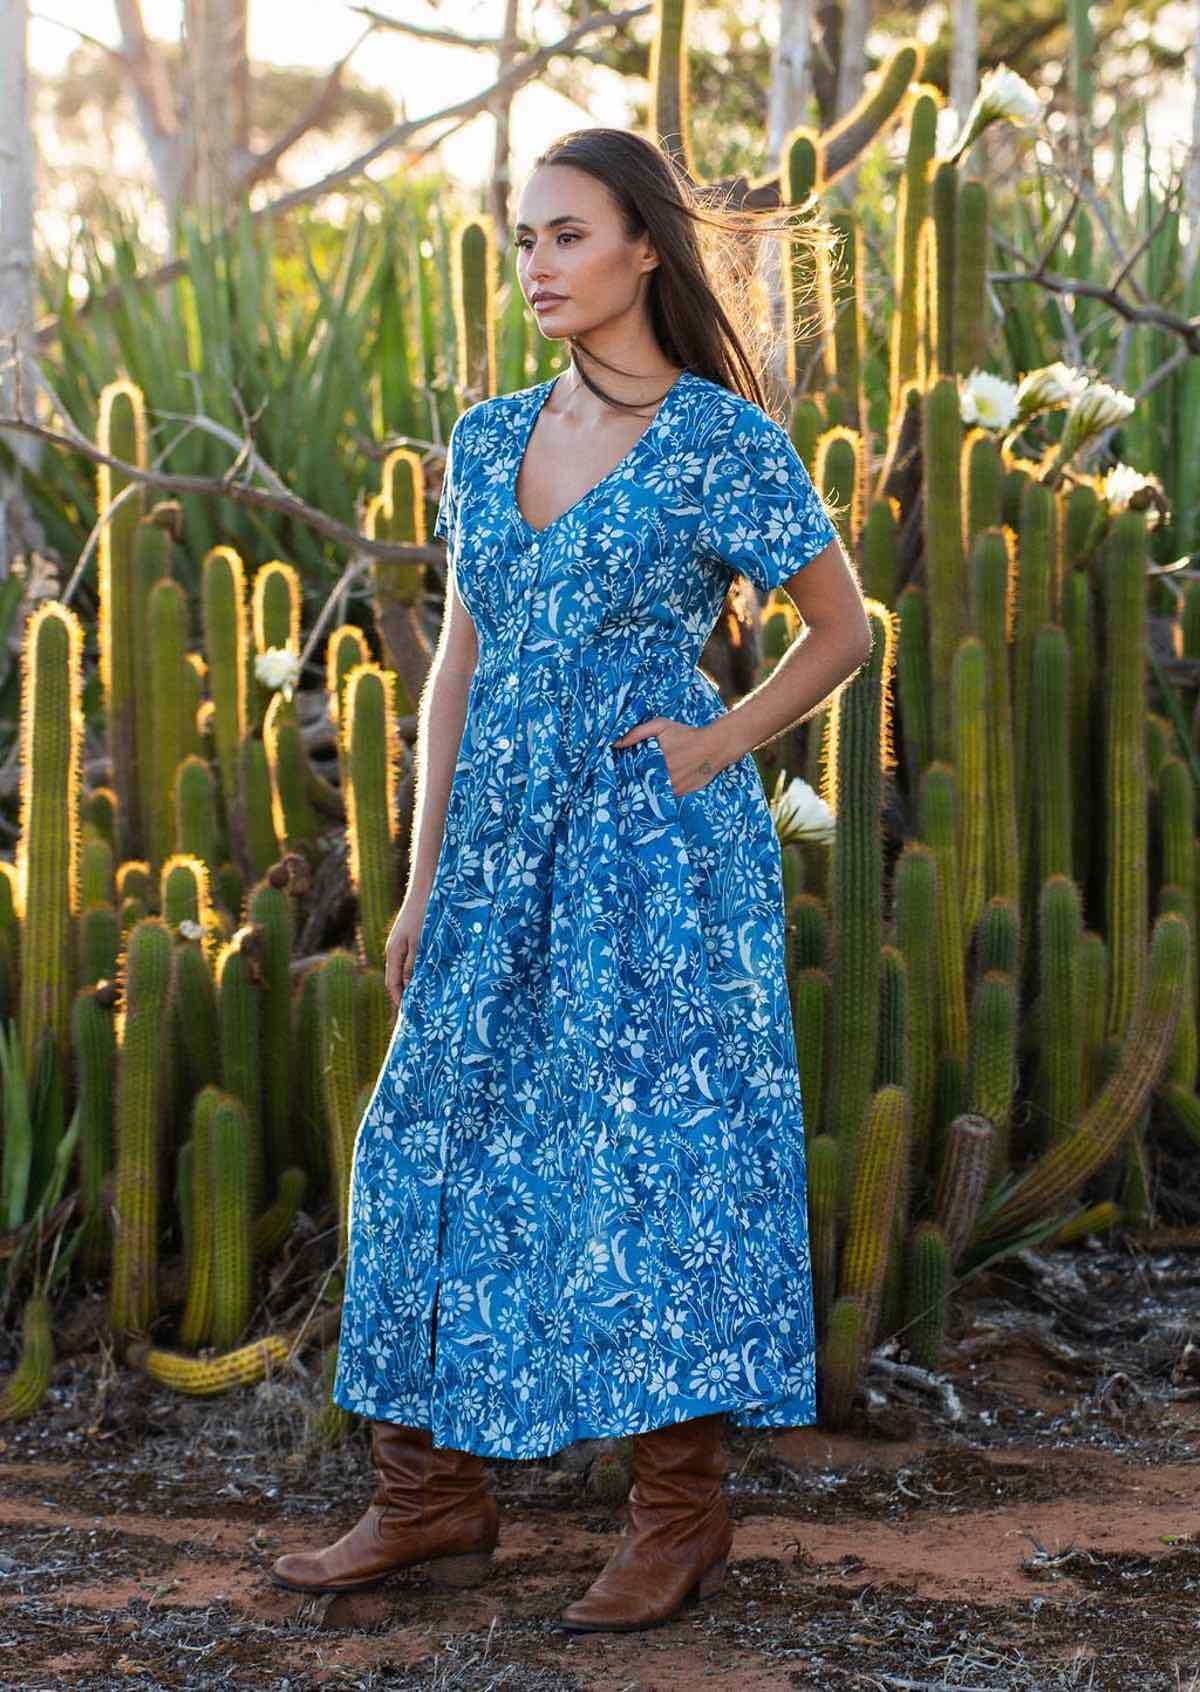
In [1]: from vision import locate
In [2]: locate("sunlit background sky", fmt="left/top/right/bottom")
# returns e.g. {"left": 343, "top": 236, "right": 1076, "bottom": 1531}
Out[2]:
{"left": 27, "top": 0, "right": 635, "bottom": 194}
{"left": 24, "top": 0, "right": 1196, "bottom": 233}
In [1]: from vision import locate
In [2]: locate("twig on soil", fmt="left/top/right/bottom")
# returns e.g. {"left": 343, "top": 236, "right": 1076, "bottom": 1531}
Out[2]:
{"left": 869, "top": 1678, "right": 999, "bottom": 1691}
{"left": 867, "top": 1356, "right": 965, "bottom": 1424}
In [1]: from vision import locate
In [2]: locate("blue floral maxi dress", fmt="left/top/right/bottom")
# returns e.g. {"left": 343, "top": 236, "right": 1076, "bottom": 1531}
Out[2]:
{"left": 332, "top": 368, "right": 839, "bottom": 1459}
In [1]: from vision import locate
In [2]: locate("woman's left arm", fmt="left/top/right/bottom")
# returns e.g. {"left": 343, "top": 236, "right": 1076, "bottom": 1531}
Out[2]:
{"left": 701, "top": 535, "right": 874, "bottom": 771}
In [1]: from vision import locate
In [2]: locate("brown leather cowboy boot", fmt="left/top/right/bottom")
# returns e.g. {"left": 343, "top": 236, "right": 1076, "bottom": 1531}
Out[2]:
{"left": 271, "top": 1420, "right": 499, "bottom": 1594}
{"left": 558, "top": 1411, "right": 732, "bottom": 1632}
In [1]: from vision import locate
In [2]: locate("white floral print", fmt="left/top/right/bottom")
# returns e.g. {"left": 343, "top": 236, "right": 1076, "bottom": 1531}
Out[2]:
{"left": 332, "top": 369, "right": 837, "bottom": 1458}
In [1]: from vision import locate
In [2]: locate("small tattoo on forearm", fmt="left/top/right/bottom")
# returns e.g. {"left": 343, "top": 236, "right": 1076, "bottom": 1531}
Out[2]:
{"left": 698, "top": 760, "right": 713, "bottom": 776}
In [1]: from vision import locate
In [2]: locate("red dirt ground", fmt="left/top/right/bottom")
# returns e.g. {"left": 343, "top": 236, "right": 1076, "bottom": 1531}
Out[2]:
{"left": 2, "top": 1244, "right": 1200, "bottom": 1690}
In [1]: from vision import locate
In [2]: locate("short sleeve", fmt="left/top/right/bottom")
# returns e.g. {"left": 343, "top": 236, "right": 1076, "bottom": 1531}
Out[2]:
{"left": 699, "top": 405, "right": 838, "bottom": 592}
{"left": 433, "top": 411, "right": 465, "bottom": 553}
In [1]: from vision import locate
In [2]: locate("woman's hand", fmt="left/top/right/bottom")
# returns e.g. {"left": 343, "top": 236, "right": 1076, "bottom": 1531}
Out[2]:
{"left": 611, "top": 718, "right": 731, "bottom": 799}
{"left": 385, "top": 890, "right": 431, "bottom": 1008}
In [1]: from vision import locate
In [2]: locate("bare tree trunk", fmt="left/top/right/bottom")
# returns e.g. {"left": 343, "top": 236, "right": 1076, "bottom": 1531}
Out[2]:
{"left": 950, "top": 0, "right": 981, "bottom": 176}
{"left": 763, "top": 0, "right": 817, "bottom": 402}
{"left": 833, "top": 0, "right": 871, "bottom": 202}
{"left": 183, "top": 0, "right": 251, "bottom": 218}
{"left": 834, "top": 0, "right": 870, "bottom": 119}
{"left": 489, "top": 0, "right": 522, "bottom": 253}
{"left": 812, "top": 0, "right": 841, "bottom": 131}
{"left": 0, "top": 0, "right": 40, "bottom": 574}
{"left": 114, "top": 0, "right": 186, "bottom": 223}
{"left": 1185, "top": 3, "right": 1200, "bottom": 286}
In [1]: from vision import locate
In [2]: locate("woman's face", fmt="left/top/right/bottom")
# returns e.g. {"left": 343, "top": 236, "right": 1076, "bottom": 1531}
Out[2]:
{"left": 513, "top": 163, "right": 657, "bottom": 343}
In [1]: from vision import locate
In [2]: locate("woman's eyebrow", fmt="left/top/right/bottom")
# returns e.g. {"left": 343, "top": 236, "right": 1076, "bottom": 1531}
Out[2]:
{"left": 513, "top": 215, "right": 592, "bottom": 233}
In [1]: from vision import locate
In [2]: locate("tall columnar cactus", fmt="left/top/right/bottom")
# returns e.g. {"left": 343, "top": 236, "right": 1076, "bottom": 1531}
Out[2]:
{"left": 97, "top": 380, "right": 148, "bottom": 859}
{"left": 1033, "top": 875, "right": 1086, "bottom": 1148}
{"left": 903, "top": 1222, "right": 949, "bottom": 1370}
{"left": 922, "top": 378, "right": 967, "bottom": 760}
{"left": 917, "top": 763, "right": 969, "bottom": 1067}
{"left": 201, "top": 546, "right": 249, "bottom": 846}
{"left": 933, "top": 1115, "right": 994, "bottom": 1263}
{"left": 1062, "top": 560, "right": 1097, "bottom": 896}
{"left": 1013, "top": 484, "right": 1056, "bottom": 926}
{"left": 294, "top": 961, "right": 330, "bottom": 1193}
{"left": 0, "top": 1292, "right": 53, "bottom": 1422}
{"left": 238, "top": 734, "right": 279, "bottom": 880}
{"left": 247, "top": 880, "right": 296, "bottom": 1190}
{"left": 250, "top": 560, "right": 301, "bottom": 733}
{"left": 963, "top": 431, "right": 1003, "bottom": 551}
{"left": 953, "top": 179, "right": 989, "bottom": 376}
{"left": 209, "top": 1091, "right": 254, "bottom": 1350}
{"left": 1031, "top": 627, "right": 1073, "bottom": 912}
{"left": 367, "top": 447, "right": 426, "bottom": 705}
{"left": 930, "top": 159, "right": 958, "bottom": 376}
{"left": 860, "top": 498, "right": 898, "bottom": 605}
{"left": 263, "top": 693, "right": 321, "bottom": 854}
{"left": 175, "top": 754, "right": 222, "bottom": 870}
{"left": 818, "top": 1294, "right": 867, "bottom": 1430}
{"left": 894, "top": 586, "right": 932, "bottom": 781}
{"left": 792, "top": 968, "right": 828, "bottom": 1137}
{"left": 320, "top": 949, "right": 361, "bottom": 1258}
{"left": 966, "top": 967, "right": 1019, "bottom": 1182}
{"left": 147, "top": 577, "right": 191, "bottom": 875}
{"left": 824, "top": 605, "right": 893, "bottom": 1204}
{"left": 875, "top": 944, "right": 911, "bottom": 1095}
{"left": 215, "top": 927, "right": 264, "bottom": 1217}
{"left": 839, "top": 1086, "right": 911, "bottom": 1345}
{"left": 342, "top": 662, "right": 401, "bottom": 972}
{"left": 892, "top": 843, "right": 938, "bottom": 1169}
{"left": 807, "top": 1133, "right": 839, "bottom": 1344}
{"left": 1158, "top": 756, "right": 1198, "bottom": 1087}
{"left": 109, "top": 916, "right": 173, "bottom": 1340}
{"left": 80, "top": 831, "right": 115, "bottom": 908}
{"left": 649, "top": 0, "right": 692, "bottom": 172}
{"left": 970, "top": 528, "right": 1020, "bottom": 908}
{"left": 178, "top": 1085, "right": 220, "bottom": 1348}
{"left": 821, "top": 212, "right": 866, "bottom": 430}
{"left": 171, "top": 930, "right": 220, "bottom": 1102}
{"left": 17, "top": 601, "right": 84, "bottom": 1078}
{"left": 1101, "top": 511, "right": 1149, "bottom": 1040}
{"left": 452, "top": 217, "right": 498, "bottom": 405}
{"left": 73, "top": 983, "right": 117, "bottom": 1280}
{"left": 356, "top": 966, "right": 393, "bottom": 1088}
{"left": 979, "top": 911, "right": 1189, "bottom": 1240}
{"left": 816, "top": 427, "right": 866, "bottom": 553}
{"left": 889, "top": 91, "right": 939, "bottom": 415}
{"left": 950, "top": 636, "right": 988, "bottom": 951}
{"left": 160, "top": 853, "right": 212, "bottom": 933}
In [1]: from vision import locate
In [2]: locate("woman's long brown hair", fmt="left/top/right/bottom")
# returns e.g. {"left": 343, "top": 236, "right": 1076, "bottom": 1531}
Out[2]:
{"left": 524, "top": 126, "right": 835, "bottom": 420}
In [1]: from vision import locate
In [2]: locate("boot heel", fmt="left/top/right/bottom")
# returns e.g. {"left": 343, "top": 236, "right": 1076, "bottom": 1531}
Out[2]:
{"left": 696, "top": 1554, "right": 727, "bottom": 1599}
{"left": 425, "top": 1549, "right": 493, "bottom": 1588}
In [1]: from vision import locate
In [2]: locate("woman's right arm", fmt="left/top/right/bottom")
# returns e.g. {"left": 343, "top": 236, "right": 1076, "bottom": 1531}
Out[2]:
{"left": 385, "top": 566, "right": 478, "bottom": 1006}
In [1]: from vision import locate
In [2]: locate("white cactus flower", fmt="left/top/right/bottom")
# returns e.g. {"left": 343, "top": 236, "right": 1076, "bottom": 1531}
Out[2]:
{"left": 949, "top": 64, "right": 1042, "bottom": 161}
{"left": 978, "top": 65, "right": 1042, "bottom": 123}
{"left": 178, "top": 918, "right": 204, "bottom": 941}
{"left": 769, "top": 774, "right": 836, "bottom": 847}
{"left": 959, "top": 370, "right": 1020, "bottom": 431}
{"left": 1057, "top": 381, "right": 1136, "bottom": 462}
{"left": 255, "top": 645, "right": 302, "bottom": 698}
{"left": 1015, "top": 361, "right": 1089, "bottom": 419}
{"left": 1103, "top": 463, "right": 1165, "bottom": 525}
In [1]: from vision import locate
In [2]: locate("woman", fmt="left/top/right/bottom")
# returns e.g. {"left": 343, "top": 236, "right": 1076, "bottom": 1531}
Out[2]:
{"left": 272, "top": 126, "right": 872, "bottom": 1633}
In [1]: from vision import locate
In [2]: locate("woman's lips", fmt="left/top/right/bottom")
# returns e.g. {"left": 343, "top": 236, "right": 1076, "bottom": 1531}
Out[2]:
{"left": 534, "top": 296, "right": 565, "bottom": 311}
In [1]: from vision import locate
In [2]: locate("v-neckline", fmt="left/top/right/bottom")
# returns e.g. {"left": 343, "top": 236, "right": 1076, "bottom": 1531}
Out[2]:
{"left": 511, "top": 368, "right": 691, "bottom": 540}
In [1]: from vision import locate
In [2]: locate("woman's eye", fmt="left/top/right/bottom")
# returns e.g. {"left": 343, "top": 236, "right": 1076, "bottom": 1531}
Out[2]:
{"left": 513, "top": 232, "right": 578, "bottom": 250}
